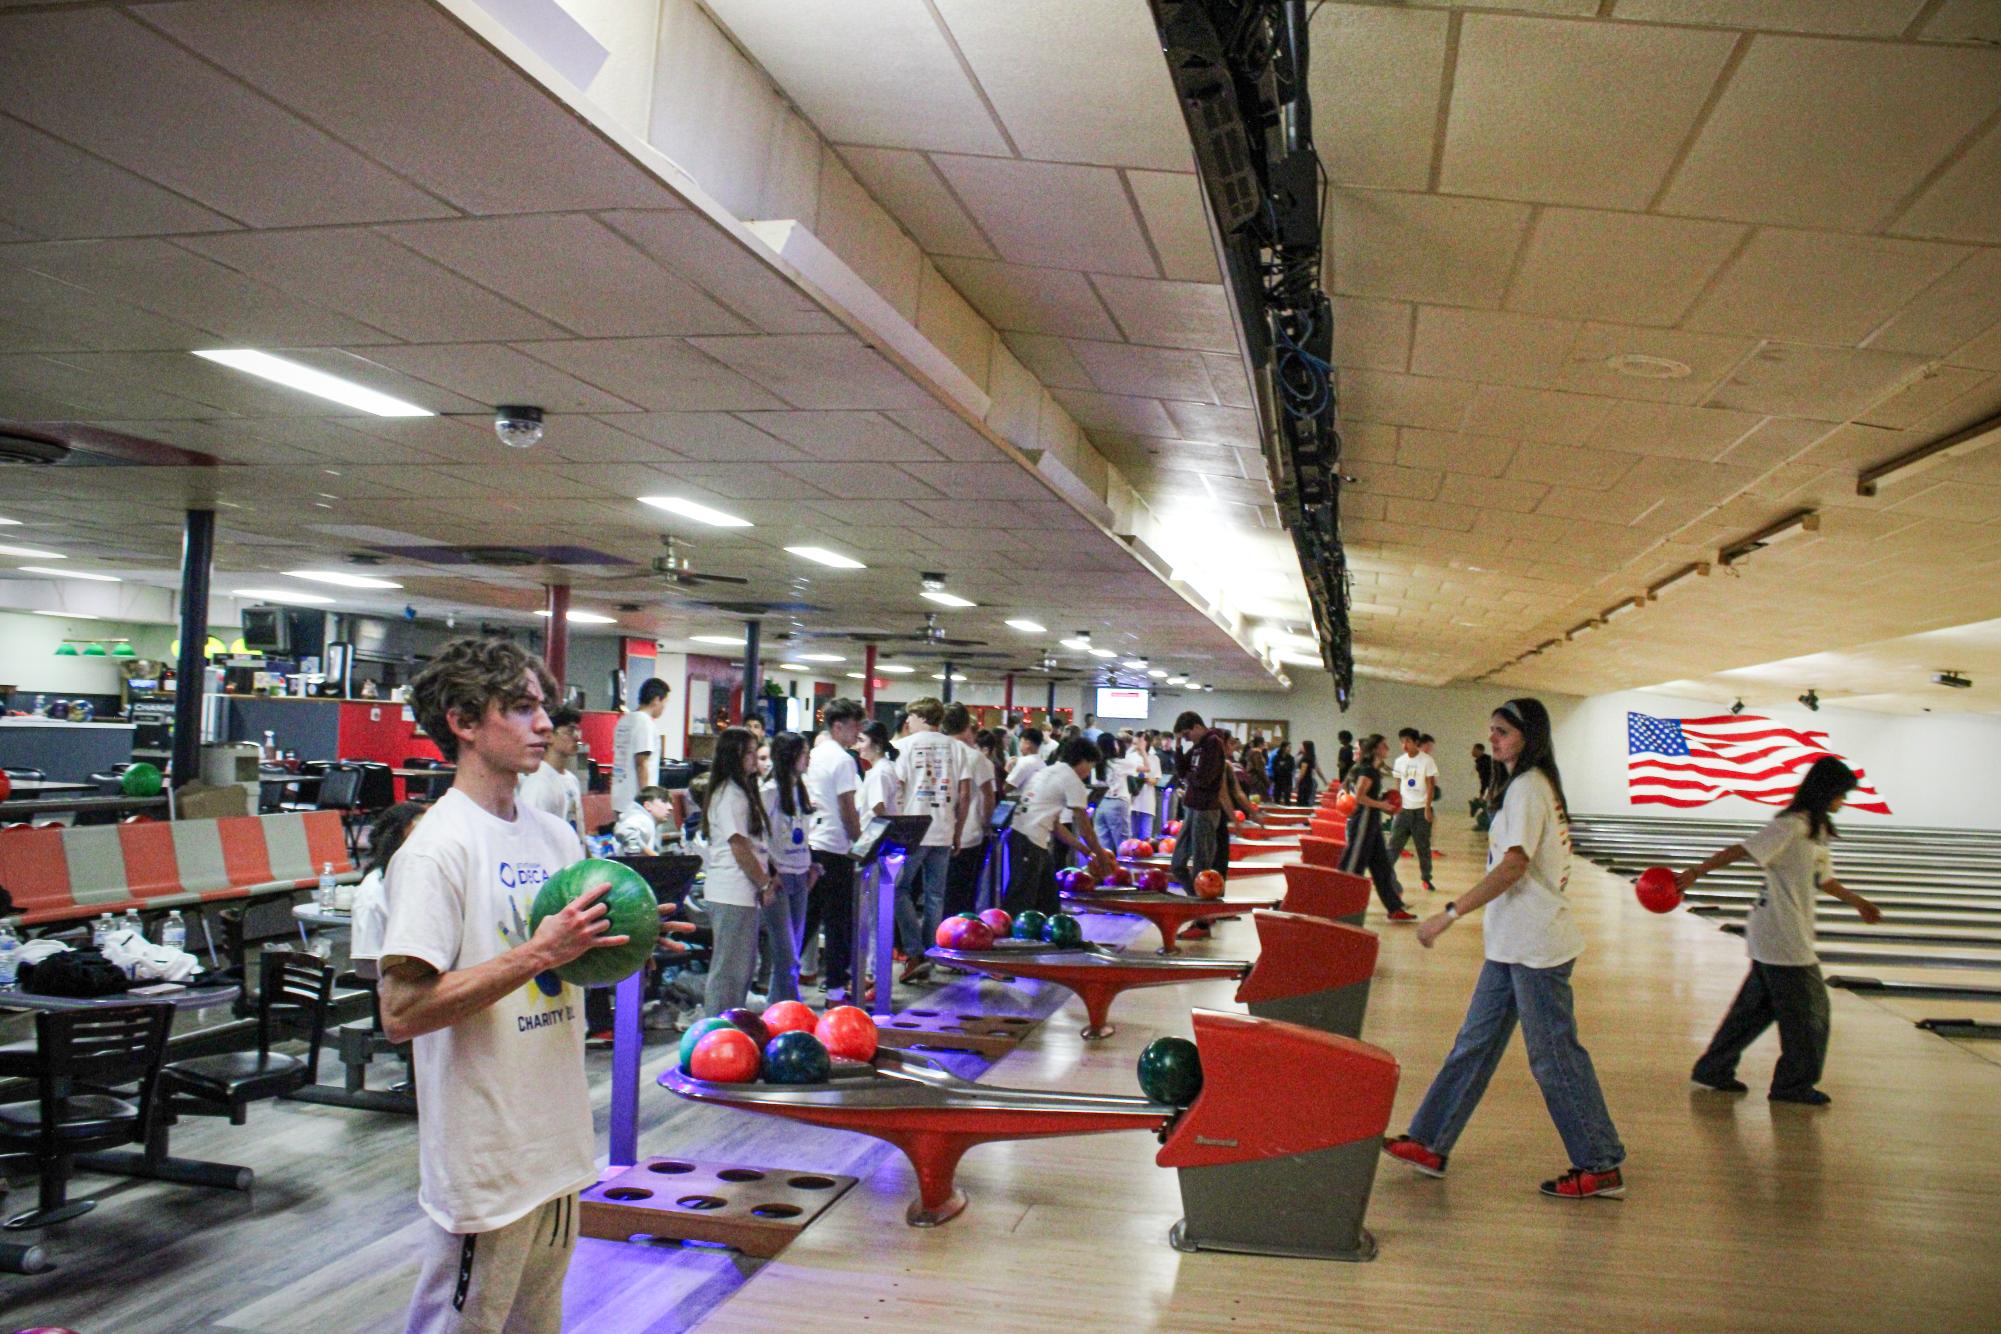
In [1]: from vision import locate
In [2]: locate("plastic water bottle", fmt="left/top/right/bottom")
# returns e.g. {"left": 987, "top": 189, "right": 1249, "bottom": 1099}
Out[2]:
{"left": 93, "top": 912, "right": 114, "bottom": 948}
{"left": 123, "top": 907, "right": 143, "bottom": 940}
{"left": 0, "top": 924, "right": 19, "bottom": 990}
{"left": 161, "top": 910, "right": 186, "bottom": 954}
{"left": 318, "top": 861, "right": 337, "bottom": 910}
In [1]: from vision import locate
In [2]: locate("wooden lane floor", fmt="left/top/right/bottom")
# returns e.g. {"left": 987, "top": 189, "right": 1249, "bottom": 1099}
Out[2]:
{"left": 706, "top": 823, "right": 2001, "bottom": 1332}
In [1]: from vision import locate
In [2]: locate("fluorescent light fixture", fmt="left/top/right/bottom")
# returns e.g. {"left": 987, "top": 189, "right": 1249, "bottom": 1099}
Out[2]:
{"left": 845, "top": 672, "right": 866, "bottom": 680}
{"left": 287, "top": 570, "right": 402, "bottom": 590}
{"left": 19, "top": 565, "right": 118, "bottom": 582}
{"left": 1601, "top": 597, "right": 1644, "bottom": 623}
{"left": 930, "top": 672, "right": 968, "bottom": 682}
{"left": 535, "top": 609, "right": 616, "bottom": 624}
{"left": 1005, "top": 618, "right": 1046, "bottom": 634}
{"left": 1148, "top": 669, "right": 1167, "bottom": 679}
{"left": 1648, "top": 562, "right": 1710, "bottom": 600}
{"left": 0, "top": 543, "right": 62, "bottom": 559}
{"left": 778, "top": 661, "right": 810, "bottom": 671}
{"left": 1088, "top": 648, "right": 1115, "bottom": 659}
{"left": 235, "top": 588, "right": 334, "bottom": 605}
{"left": 920, "top": 590, "right": 976, "bottom": 609}
{"left": 878, "top": 664, "right": 916, "bottom": 675}
{"left": 31, "top": 609, "right": 98, "bottom": 620}
{"left": 638, "top": 496, "right": 752, "bottom": 528}
{"left": 1123, "top": 658, "right": 1148, "bottom": 669}
{"left": 193, "top": 349, "right": 432, "bottom": 417}
{"left": 798, "top": 652, "right": 845, "bottom": 663}
{"left": 0, "top": 515, "right": 19, "bottom": 526}
{"left": 692, "top": 634, "right": 743, "bottom": 646}
{"left": 1059, "top": 636, "right": 1091, "bottom": 652}
{"left": 1720, "top": 510, "right": 1819, "bottom": 567}
{"left": 786, "top": 545, "right": 866, "bottom": 570}
{"left": 1167, "top": 676, "right": 1187, "bottom": 685}
{"left": 1857, "top": 411, "right": 2001, "bottom": 497}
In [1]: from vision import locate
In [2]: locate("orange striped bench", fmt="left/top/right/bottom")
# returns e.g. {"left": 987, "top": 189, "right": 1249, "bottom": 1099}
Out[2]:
{"left": 0, "top": 810, "right": 357, "bottom": 930}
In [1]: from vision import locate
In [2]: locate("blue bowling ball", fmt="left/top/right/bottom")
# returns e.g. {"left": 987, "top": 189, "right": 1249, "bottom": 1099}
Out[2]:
{"left": 762, "top": 1030, "right": 831, "bottom": 1085}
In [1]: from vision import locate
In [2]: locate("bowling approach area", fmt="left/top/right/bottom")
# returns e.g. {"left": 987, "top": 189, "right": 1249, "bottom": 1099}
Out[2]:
{"left": 5, "top": 821, "right": 1995, "bottom": 1331}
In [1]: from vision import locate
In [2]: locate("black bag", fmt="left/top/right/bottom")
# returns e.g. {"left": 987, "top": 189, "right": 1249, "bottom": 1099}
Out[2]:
{"left": 20, "top": 947, "right": 131, "bottom": 998}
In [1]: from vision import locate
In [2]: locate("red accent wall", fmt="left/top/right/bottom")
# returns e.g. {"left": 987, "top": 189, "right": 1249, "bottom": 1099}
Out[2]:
{"left": 336, "top": 702, "right": 445, "bottom": 800}
{"left": 579, "top": 709, "right": 618, "bottom": 762}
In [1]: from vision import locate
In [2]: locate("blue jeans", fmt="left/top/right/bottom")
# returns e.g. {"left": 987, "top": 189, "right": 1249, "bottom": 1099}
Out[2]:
{"left": 757, "top": 870, "right": 811, "bottom": 1003}
{"left": 1406, "top": 960, "right": 1625, "bottom": 1173}
{"left": 1093, "top": 798, "right": 1131, "bottom": 850}
{"left": 895, "top": 844, "right": 952, "bottom": 953}
{"left": 1130, "top": 811, "right": 1154, "bottom": 840}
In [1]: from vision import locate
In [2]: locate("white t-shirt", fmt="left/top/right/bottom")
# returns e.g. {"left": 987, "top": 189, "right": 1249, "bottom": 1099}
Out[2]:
{"left": 1393, "top": 750, "right": 1438, "bottom": 810}
{"left": 1740, "top": 813, "right": 1830, "bottom": 967}
{"left": 701, "top": 780, "right": 767, "bottom": 908}
{"left": 378, "top": 788, "right": 594, "bottom": 1234}
{"left": 612, "top": 803, "right": 660, "bottom": 856}
{"left": 763, "top": 777, "right": 814, "bottom": 875}
{"left": 349, "top": 868, "right": 388, "bottom": 963}
{"left": 953, "top": 739, "right": 995, "bottom": 848}
{"left": 1479, "top": 770, "right": 1581, "bottom": 969}
{"left": 861, "top": 757, "right": 901, "bottom": 819}
{"left": 894, "top": 729, "right": 963, "bottom": 849}
{"left": 1006, "top": 753, "right": 1045, "bottom": 795}
{"left": 1101, "top": 752, "right": 1138, "bottom": 807}
{"left": 1018, "top": 763, "right": 1088, "bottom": 850}
{"left": 517, "top": 761, "right": 583, "bottom": 846}
{"left": 611, "top": 709, "right": 658, "bottom": 812}
{"left": 805, "top": 735, "right": 862, "bottom": 855}
{"left": 1130, "top": 749, "right": 1163, "bottom": 817}
{"left": 1041, "top": 738, "right": 1059, "bottom": 762}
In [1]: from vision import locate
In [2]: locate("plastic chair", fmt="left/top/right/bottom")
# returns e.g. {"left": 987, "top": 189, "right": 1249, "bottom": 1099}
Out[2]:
{"left": 0, "top": 1004, "right": 173, "bottom": 1230}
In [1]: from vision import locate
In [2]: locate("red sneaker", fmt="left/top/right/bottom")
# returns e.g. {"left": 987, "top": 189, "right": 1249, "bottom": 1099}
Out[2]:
{"left": 1541, "top": 1166, "right": 1625, "bottom": 1199}
{"left": 1382, "top": 1135, "right": 1447, "bottom": 1178}
{"left": 1387, "top": 910, "right": 1418, "bottom": 923}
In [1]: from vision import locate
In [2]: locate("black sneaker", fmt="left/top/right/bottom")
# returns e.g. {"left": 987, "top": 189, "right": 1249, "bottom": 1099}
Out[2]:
{"left": 1770, "top": 1088, "right": 1832, "bottom": 1106}
{"left": 1691, "top": 1075, "right": 1748, "bottom": 1093}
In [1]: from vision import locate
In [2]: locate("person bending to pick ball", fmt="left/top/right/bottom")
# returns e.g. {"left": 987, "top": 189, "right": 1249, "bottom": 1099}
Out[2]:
{"left": 1382, "top": 698, "right": 1627, "bottom": 1200}
{"left": 379, "top": 638, "right": 633, "bottom": 1332}
{"left": 1675, "top": 757, "right": 1881, "bottom": 1106}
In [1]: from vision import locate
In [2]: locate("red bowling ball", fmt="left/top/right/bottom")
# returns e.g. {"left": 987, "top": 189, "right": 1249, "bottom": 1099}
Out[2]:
{"left": 1193, "top": 869, "right": 1226, "bottom": 900}
{"left": 958, "top": 918, "right": 996, "bottom": 951}
{"left": 1137, "top": 868, "right": 1170, "bottom": 893}
{"left": 979, "top": 908, "right": 1013, "bottom": 937}
{"left": 814, "top": 1005, "right": 879, "bottom": 1062}
{"left": 689, "top": 1028, "right": 761, "bottom": 1083}
{"left": 1636, "top": 866, "right": 1683, "bottom": 914}
{"left": 1104, "top": 866, "right": 1133, "bottom": 887}
{"left": 762, "top": 1000, "right": 818, "bottom": 1037}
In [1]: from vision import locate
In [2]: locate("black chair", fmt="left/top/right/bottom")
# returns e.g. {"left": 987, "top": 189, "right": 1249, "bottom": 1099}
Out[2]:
{"left": 0, "top": 1003, "right": 173, "bottom": 1230}
{"left": 160, "top": 951, "right": 333, "bottom": 1129}
{"left": 401, "top": 757, "right": 451, "bottom": 802}
{"left": 340, "top": 760, "right": 396, "bottom": 817}
{"left": 2, "top": 766, "right": 47, "bottom": 783}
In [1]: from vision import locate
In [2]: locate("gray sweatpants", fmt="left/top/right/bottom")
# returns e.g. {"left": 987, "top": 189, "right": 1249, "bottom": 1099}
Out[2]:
{"left": 1385, "top": 808, "right": 1434, "bottom": 883}
{"left": 406, "top": 1192, "right": 578, "bottom": 1334}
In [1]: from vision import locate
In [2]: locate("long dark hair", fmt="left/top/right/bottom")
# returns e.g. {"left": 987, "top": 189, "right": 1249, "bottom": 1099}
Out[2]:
{"left": 861, "top": 720, "right": 895, "bottom": 762}
{"left": 770, "top": 730, "right": 811, "bottom": 819}
{"left": 1785, "top": 756, "right": 1856, "bottom": 841}
{"left": 366, "top": 801, "right": 426, "bottom": 876}
{"left": 1095, "top": 733, "right": 1125, "bottom": 780}
{"left": 1299, "top": 740, "right": 1317, "bottom": 771}
{"left": 702, "top": 725, "right": 768, "bottom": 839}
{"left": 1348, "top": 734, "right": 1386, "bottom": 790}
{"left": 1491, "top": 697, "right": 1567, "bottom": 818}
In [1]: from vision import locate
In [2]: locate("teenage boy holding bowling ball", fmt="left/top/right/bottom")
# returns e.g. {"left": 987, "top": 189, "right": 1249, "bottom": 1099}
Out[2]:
{"left": 380, "top": 637, "right": 634, "bottom": 1333}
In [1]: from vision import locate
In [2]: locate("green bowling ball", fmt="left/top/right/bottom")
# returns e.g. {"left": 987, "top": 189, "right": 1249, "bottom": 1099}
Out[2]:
{"left": 528, "top": 858, "right": 661, "bottom": 986}
{"left": 1137, "top": 1036, "right": 1204, "bottom": 1107}
{"left": 1012, "top": 909, "right": 1048, "bottom": 941}
{"left": 120, "top": 762, "right": 163, "bottom": 798}
{"left": 1042, "top": 912, "right": 1083, "bottom": 948}
{"left": 678, "top": 1016, "right": 736, "bottom": 1071}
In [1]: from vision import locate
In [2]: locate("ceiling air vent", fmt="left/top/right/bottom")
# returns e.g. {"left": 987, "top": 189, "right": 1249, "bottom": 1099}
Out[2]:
{"left": 458, "top": 546, "right": 542, "bottom": 568}
{"left": 0, "top": 429, "right": 71, "bottom": 466}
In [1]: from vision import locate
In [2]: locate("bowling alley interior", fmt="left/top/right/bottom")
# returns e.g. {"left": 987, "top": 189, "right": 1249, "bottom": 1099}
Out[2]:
{"left": 3, "top": 1, "right": 2001, "bottom": 1330}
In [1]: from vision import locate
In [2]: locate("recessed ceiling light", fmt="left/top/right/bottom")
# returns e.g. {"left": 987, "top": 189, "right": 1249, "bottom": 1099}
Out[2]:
{"left": 1167, "top": 676, "right": 1187, "bottom": 685}
{"left": 878, "top": 663, "right": 916, "bottom": 675}
{"left": 786, "top": 545, "right": 866, "bottom": 570}
{"left": 1605, "top": 353, "right": 1691, "bottom": 380}
{"left": 1123, "top": 658, "right": 1148, "bottom": 669}
{"left": 845, "top": 671, "right": 866, "bottom": 680}
{"left": 638, "top": 496, "right": 752, "bottom": 528}
{"left": 798, "top": 652, "right": 845, "bottom": 663}
{"left": 1148, "top": 669, "right": 1167, "bottom": 679}
{"left": 1088, "top": 648, "right": 1115, "bottom": 659}
{"left": 920, "top": 590, "right": 976, "bottom": 608}
{"left": 1060, "top": 636, "right": 1091, "bottom": 652}
{"left": 235, "top": 588, "right": 335, "bottom": 605}
{"left": 193, "top": 349, "right": 433, "bottom": 416}
{"left": 31, "top": 609, "right": 98, "bottom": 620}
{"left": 287, "top": 569, "right": 402, "bottom": 590}
{"left": 930, "top": 672, "right": 969, "bottom": 682}
{"left": 778, "top": 661, "right": 810, "bottom": 671}
{"left": 692, "top": 634, "right": 743, "bottom": 646}
{"left": 1005, "top": 618, "right": 1046, "bottom": 633}
{"left": 0, "top": 543, "right": 62, "bottom": 559}
{"left": 19, "top": 565, "right": 118, "bottom": 582}
{"left": 535, "top": 609, "right": 616, "bottom": 624}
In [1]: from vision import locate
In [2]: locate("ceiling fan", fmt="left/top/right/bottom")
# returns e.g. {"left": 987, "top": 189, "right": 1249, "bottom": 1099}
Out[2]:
{"left": 849, "top": 612, "right": 989, "bottom": 649}
{"left": 602, "top": 536, "right": 749, "bottom": 588}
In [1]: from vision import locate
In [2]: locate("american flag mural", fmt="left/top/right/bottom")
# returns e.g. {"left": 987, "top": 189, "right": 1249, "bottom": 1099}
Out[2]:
{"left": 1626, "top": 713, "right": 1891, "bottom": 815}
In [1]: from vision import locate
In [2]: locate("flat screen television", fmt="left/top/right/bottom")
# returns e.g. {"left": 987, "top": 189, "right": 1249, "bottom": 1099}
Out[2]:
{"left": 240, "top": 606, "right": 291, "bottom": 655}
{"left": 1096, "top": 687, "right": 1150, "bottom": 720}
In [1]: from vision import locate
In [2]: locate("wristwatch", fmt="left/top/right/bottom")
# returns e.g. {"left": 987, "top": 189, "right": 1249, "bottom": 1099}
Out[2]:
{"left": 1444, "top": 901, "right": 1459, "bottom": 921}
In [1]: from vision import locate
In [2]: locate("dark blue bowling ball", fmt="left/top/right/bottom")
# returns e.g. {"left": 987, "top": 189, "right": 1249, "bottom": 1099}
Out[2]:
{"left": 763, "top": 1030, "right": 832, "bottom": 1085}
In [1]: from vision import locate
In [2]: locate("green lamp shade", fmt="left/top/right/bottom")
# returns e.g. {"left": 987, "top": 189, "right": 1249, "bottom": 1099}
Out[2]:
{"left": 112, "top": 642, "right": 137, "bottom": 657}
{"left": 81, "top": 642, "right": 108, "bottom": 657}
{"left": 54, "top": 642, "right": 79, "bottom": 657}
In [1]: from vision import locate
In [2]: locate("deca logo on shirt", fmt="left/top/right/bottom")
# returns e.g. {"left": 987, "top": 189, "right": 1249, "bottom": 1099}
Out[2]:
{"left": 497, "top": 861, "right": 552, "bottom": 891}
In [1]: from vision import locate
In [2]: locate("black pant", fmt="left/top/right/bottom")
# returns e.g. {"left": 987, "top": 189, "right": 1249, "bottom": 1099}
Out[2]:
{"left": 805, "top": 850, "right": 856, "bottom": 988}
{"left": 944, "top": 841, "right": 986, "bottom": 918}
{"left": 1693, "top": 962, "right": 1831, "bottom": 1096}
{"left": 1001, "top": 830, "right": 1056, "bottom": 918}
{"left": 1340, "top": 811, "right": 1405, "bottom": 914}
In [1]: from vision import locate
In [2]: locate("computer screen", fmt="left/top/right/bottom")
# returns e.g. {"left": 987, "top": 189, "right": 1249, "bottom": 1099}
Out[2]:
{"left": 1095, "top": 687, "right": 1150, "bottom": 720}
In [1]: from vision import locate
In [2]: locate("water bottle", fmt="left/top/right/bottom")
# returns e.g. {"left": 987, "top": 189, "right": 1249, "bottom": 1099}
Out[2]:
{"left": 31, "top": 693, "right": 45, "bottom": 716}
{"left": 123, "top": 907, "right": 143, "bottom": 940}
{"left": 263, "top": 730, "right": 278, "bottom": 762}
{"left": 93, "top": 912, "right": 114, "bottom": 949}
{"left": 161, "top": 910, "right": 186, "bottom": 954}
{"left": 0, "top": 924, "right": 19, "bottom": 990}
{"left": 318, "top": 861, "right": 337, "bottom": 910}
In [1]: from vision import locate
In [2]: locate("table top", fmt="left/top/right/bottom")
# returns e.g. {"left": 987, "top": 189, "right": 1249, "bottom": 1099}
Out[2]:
{"left": 392, "top": 767, "right": 454, "bottom": 779}
{"left": 3, "top": 778, "right": 98, "bottom": 793}
{"left": 0, "top": 981, "right": 240, "bottom": 1013}
{"left": 259, "top": 772, "right": 324, "bottom": 787}
{"left": 0, "top": 793, "right": 171, "bottom": 819}
{"left": 292, "top": 905, "right": 353, "bottom": 928}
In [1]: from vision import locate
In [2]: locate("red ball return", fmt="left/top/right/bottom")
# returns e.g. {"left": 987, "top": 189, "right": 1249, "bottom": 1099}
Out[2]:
{"left": 1299, "top": 835, "right": 1349, "bottom": 868}
{"left": 662, "top": 1009, "right": 1399, "bottom": 1260}
{"left": 1278, "top": 863, "right": 1373, "bottom": 927}
{"left": 1062, "top": 882, "right": 1281, "bottom": 954}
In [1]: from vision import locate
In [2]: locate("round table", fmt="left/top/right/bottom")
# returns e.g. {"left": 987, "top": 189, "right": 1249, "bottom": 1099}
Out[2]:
{"left": 0, "top": 981, "right": 239, "bottom": 1013}
{"left": 292, "top": 905, "right": 355, "bottom": 929}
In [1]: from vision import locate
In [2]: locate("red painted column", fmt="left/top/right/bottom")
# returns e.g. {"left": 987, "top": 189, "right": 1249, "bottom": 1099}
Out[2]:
{"left": 1003, "top": 672, "right": 1014, "bottom": 712}
{"left": 863, "top": 643, "right": 877, "bottom": 712}
{"left": 544, "top": 584, "right": 570, "bottom": 695}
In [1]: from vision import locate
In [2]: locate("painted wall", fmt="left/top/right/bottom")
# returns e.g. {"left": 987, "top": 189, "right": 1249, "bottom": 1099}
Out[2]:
{"left": 0, "top": 609, "right": 239, "bottom": 697}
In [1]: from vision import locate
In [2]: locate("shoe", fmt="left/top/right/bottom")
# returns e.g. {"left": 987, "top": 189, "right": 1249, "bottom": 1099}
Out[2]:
{"left": 586, "top": 1029, "right": 614, "bottom": 1048}
{"left": 1691, "top": 1075, "right": 1748, "bottom": 1093}
{"left": 1541, "top": 1166, "right": 1624, "bottom": 1199}
{"left": 798, "top": 971, "right": 819, "bottom": 986}
{"left": 893, "top": 950, "right": 909, "bottom": 964}
{"left": 1382, "top": 1135, "right": 1447, "bottom": 1178}
{"left": 1387, "top": 910, "right": 1418, "bottom": 923}
{"left": 1423, "top": 880, "right": 1436, "bottom": 893}
{"left": 1770, "top": 1088, "right": 1832, "bottom": 1106}
{"left": 900, "top": 958, "right": 932, "bottom": 984}
{"left": 642, "top": 1005, "right": 681, "bottom": 1033}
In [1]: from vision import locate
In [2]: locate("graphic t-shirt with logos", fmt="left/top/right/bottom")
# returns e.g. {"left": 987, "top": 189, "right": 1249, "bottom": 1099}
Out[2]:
{"left": 1479, "top": 770, "right": 1582, "bottom": 969}
{"left": 379, "top": 788, "right": 594, "bottom": 1233}
{"left": 762, "top": 777, "right": 814, "bottom": 875}
{"left": 894, "top": 729, "right": 964, "bottom": 848}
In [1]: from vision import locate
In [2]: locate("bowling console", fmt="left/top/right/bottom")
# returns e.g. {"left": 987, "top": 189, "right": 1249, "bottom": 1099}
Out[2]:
{"left": 661, "top": 1009, "right": 1399, "bottom": 1260}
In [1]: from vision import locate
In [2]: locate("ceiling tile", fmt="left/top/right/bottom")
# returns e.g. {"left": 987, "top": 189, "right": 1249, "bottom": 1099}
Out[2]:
{"left": 1894, "top": 120, "right": 2001, "bottom": 245}
{"left": 1591, "top": 399, "right": 1765, "bottom": 461}
{"left": 0, "top": 115, "right": 235, "bottom": 241}
{"left": 1612, "top": 0, "right": 1928, "bottom": 36}
{"left": 1162, "top": 401, "right": 1260, "bottom": 449}
{"left": 1125, "top": 172, "right": 1223, "bottom": 284}
{"left": 1048, "top": 389, "right": 1176, "bottom": 436}
{"left": 999, "top": 334, "right": 1094, "bottom": 390}
{"left": 1869, "top": 249, "right": 2001, "bottom": 359}
{"left": 1410, "top": 307, "right": 1581, "bottom": 388}
{"left": 0, "top": 7, "right": 452, "bottom": 228}
{"left": 835, "top": 146, "right": 994, "bottom": 259}
{"left": 1504, "top": 442, "right": 1642, "bottom": 490}
{"left": 1660, "top": 36, "right": 2001, "bottom": 230}
{"left": 0, "top": 262, "right": 211, "bottom": 355}
{"left": 932, "top": 0, "right": 1191, "bottom": 170}
{"left": 1089, "top": 275, "right": 1237, "bottom": 352}
{"left": 1330, "top": 296, "right": 1415, "bottom": 373}
{"left": 930, "top": 156, "right": 1156, "bottom": 277}
{"left": 1706, "top": 341, "right": 1932, "bottom": 418}
{"left": 1338, "top": 369, "right": 1478, "bottom": 430}
{"left": 1308, "top": 4, "right": 1449, "bottom": 191}
{"left": 1462, "top": 385, "right": 1615, "bottom": 446}
{"left": 934, "top": 257, "right": 1122, "bottom": 340}
{"left": 704, "top": 0, "right": 1008, "bottom": 156}
{"left": 357, "top": 343, "right": 640, "bottom": 413}
{"left": 514, "top": 338, "right": 789, "bottom": 413}
{"left": 739, "top": 410, "right": 940, "bottom": 461}
{"left": 610, "top": 413, "right": 801, "bottom": 462}
{"left": 1437, "top": 473, "right": 1547, "bottom": 513}
{"left": 380, "top": 215, "right": 753, "bottom": 338}
{"left": 1328, "top": 190, "right": 1534, "bottom": 306}
{"left": 600, "top": 211, "right": 845, "bottom": 336}
{"left": 1685, "top": 229, "right": 1969, "bottom": 344}
{"left": 1856, "top": 364, "right": 1997, "bottom": 431}
{"left": 1442, "top": 15, "right": 1737, "bottom": 209}
{"left": 1558, "top": 324, "right": 1760, "bottom": 405}
{"left": 1396, "top": 428, "right": 1519, "bottom": 476}
{"left": 1069, "top": 341, "right": 1217, "bottom": 401}
{"left": 1203, "top": 355, "right": 1254, "bottom": 409}
{"left": 1506, "top": 208, "right": 1746, "bottom": 326}
{"left": 685, "top": 335, "right": 937, "bottom": 410}
{"left": 1919, "top": 0, "right": 2001, "bottom": 44}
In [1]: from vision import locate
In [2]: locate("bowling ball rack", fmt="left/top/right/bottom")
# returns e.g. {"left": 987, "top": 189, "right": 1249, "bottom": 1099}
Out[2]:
{"left": 1060, "top": 884, "right": 1282, "bottom": 954}
{"left": 926, "top": 941, "right": 1248, "bottom": 1039}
